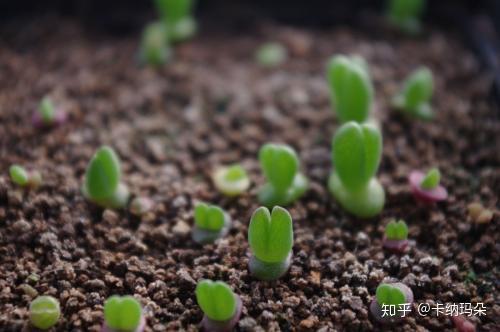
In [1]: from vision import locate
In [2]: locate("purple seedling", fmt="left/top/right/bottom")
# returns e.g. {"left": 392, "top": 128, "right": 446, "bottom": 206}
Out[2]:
{"left": 409, "top": 168, "right": 447, "bottom": 204}
{"left": 32, "top": 97, "right": 67, "bottom": 128}
{"left": 383, "top": 219, "right": 409, "bottom": 254}
{"left": 370, "top": 282, "right": 414, "bottom": 324}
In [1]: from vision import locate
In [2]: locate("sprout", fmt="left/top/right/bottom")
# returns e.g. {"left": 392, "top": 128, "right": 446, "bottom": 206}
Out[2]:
{"left": 326, "top": 55, "right": 374, "bottom": 123}
{"left": 248, "top": 206, "right": 293, "bottom": 280}
{"left": 392, "top": 67, "right": 434, "bottom": 120}
{"left": 370, "top": 283, "right": 414, "bottom": 323}
{"left": 82, "top": 146, "right": 130, "bottom": 209}
{"left": 196, "top": 280, "right": 242, "bottom": 332}
{"left": 139, "top": 22, "right": 172, "bottom": 67}
{"left": 129, "top": 197, "right": 153, "bottom": 216}
{"left": 32, "top": 96, "right": 67, "bottom": 128}
{"left": 29, "top": 295, "right": 60, "bottom": 330}
{"left": 154, "top": 0, "right": 197, "bottom": 42}
{"left": 258, "top": 143, "right": 308, "bottom": 207}
{"left": 256, "top": 42, "right": 287, "bottom": 68}
{"left": 9, "top": 165, "right": 42, "bottom": 189}
{"left": 386, "top": 0, "right": 426, "bottom": 34}
{"left": 451, "top": 315, "right": 476, "bottom": 332}
{"left": 192, "top": 202, "right": 231, "bottom": 244}
{"left": 383, "top": 220, "right": 409, "bottom": 254}
{"left": 409, "top": 168, "right": 447, "bottom": 204}
{"left": 103, "top": 295, "right": 145, "bottom": 332}
{"left": 212, "top": 164, "right": 250, "bottom": 197}
{"left": 328, "top": 122, "right": 385, "bottom": 218}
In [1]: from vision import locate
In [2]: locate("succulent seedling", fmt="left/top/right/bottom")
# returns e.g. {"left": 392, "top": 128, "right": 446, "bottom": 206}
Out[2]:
{"left": 29, "top": 295, "right": 60, "bottom": 330}
{"left": 386, "top": 0, "right": 426, "bottom": 35}
{"left": 392, "top": 67, "right": 433, "bottom": 120}
{"left": 9, "top": 164, "right": 42, "bottom": 189}
{"left": 383, "top": 219, "right": 409, "bottom": 254}
{"left": 370, "top": 283, "right": 414, "bottom": 323}
{"left": 451, "top": 315, "right": 476, "bottom": 332}
{"left": 212, "top": 164, "right": 250, "bottom": 197}
{"left": 248, "top": 206, "right": 293, "bottom": 280}
{"left": 328, "top": 122, "right": 385, "bottom": 218}
{"left": 256, "top": 42, "right": 287, "bottom": 68}
{"left": 32, "top": 96, "right": 67, "bottom": 128}
{"left": 82, "top": 146, "right": 130, "bottom": 209}
{"left": 103, "top": 295, "right": 145, "bottom": 332}
{"left": 409, "top": 168, "right": 447, "bottom": 204}
{"left": 192, "top": 202, "right": 231, "bottom": 244}
{"left": 327, "top": 54, "right": 374, "bottom": 123}
{"left": 196, "top": 280, "right": 242, "bottom": 332}
{"left": 129, "top": 197, "right": 153, "bottom": 216}
{"left": 258, "top": 143, "right": 308, "bottom": 207}
{"left": 155, "top": 0, "right": 197, "bottom": 42}
{"left": 139, "top": 22, "right": 172, "bottom": 66}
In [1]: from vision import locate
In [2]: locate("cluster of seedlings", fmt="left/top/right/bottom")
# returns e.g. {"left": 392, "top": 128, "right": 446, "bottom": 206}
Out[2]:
{"left": 8, "top": 0, "right": 485, "bottom": 331}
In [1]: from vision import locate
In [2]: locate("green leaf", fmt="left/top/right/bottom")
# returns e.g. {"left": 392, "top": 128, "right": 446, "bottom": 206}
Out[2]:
{"left": 403, "top": 67, "right": 433, "bottom": 109}
{"left": 327, "top": 55, "right": 373, "bottom": 123}
{"left": 376, "top": 284, "right": 406, "bottom": 306}
{"left": 259, "top": 144, "right": 298, "bottom": 193}
{"left": 84, "top": 146, "right": 121, "bottom": 201}
{"left": 248, "top": 206, "right": 293, "bottom": 263}
{"left": 385, "top": 220, "right": 408, "bottom": 240}
{"left": 332, "top": 122, "right": 382, "bottom": 191}
{"left": 9, "top": 164, "right": 28, "bottom": 186}
{"left": 256, "top": 42, "right": 287, "bottom": 67}
{"left": 195, "top": 280, "right": 236, "bottom": 321}
{"left": 388, "top": 0, "right": 425, "bottom": 22}
{"left": 29, "top": 296, "right": 60, "bottom": 330}
{"left": 194, "top": 203, "right": 226, "bottom": 231}
{"left": 140, "top": 21, "right": 170, "bottom": 66}
{"left": 104, "top": 295, "right": 142, "bottom": 331}
{"left": 155, "top": 0, "right": 194, "bottom": 26}
{"left": 420, "top": 168, "right": 440, "bottom": 190}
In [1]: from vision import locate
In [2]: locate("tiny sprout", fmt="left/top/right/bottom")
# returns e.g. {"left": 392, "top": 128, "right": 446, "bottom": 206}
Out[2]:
{"left": 327, "top": 54, "right": 374, "bottom": 123}
{"left": 32, "top": 96, "right": 67, "bottom": 128}
{"left": 409, "top": 168, "right": 447, "bottom": 204}
{"left": 258, "top": 143, "right": 308, "bottom": 207}
{"left": 212, "top": 164, "right": 250, "bottom": 197}
{"left": 370, "top": 283, "right": 414, "bottom": 323}
{"left": 451, "top": 315, "right": 476, "bottom": 332}
{"left": 256, "top": 42, "right": 287, "bottom": 68}
{"left": 82, "top": 146, "right": 130, "bottom": 209}
{"left": 154, "top": 0, "right": 197, "bottom": 42}
{"left": 196, "top": 280, "right": 242, "bottom": 332}
{"left": 29, "top": 295, "right": 60, "bottom": 330}
{"left": 103, "top": 295, "right": 144, "bottom": 332}
{"left": 392, "top": 67, "right": 434, "bottom": 120}
{"left": 328, "top": 122, "right": 385, "bottom": 218}
{"left": 192, "top": 202, "right": 231, "bottom": 244}
{"left": 129, "top": 197, "right": 153, "bottom": 216}
{"left": 248, "top": 206, "right": 293, "bottom": 280}
{"left": 9, "top": 165, "right": 42, "bottom": 189}
{"left": 139, "top": 22, "right": 172, "bottom": 67}
{"left": 386, "top": 0, "right": 426, "bottom": 35}
{"left": 383, "top": 220, "right": 409, "bottom": 254}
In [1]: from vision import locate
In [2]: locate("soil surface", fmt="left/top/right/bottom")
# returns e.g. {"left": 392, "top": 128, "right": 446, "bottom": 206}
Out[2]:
{"left": 0, "top": 16, "right": 499, "bottom": 331}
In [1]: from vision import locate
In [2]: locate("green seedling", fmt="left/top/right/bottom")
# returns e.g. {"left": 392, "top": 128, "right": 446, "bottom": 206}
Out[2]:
{"left": 192, "top": 202, "right": 230, "bottom": 244}
{"left": 385, "top": 220, "right": 408, "bottom": 241}
{"left": 155, "top": 0, "right": 197, "bottom": 42}
{"left": 387, "top": 0, "right": 426, "bottom": 34}
{"left": 328, "top": 122, "right": 385, "bottom": 218}
{"left": 371, "top": 282, "right": 414, "bottom": 323}
{"left": 104, "top": 295, "right": 143, "bottom": 332}
{"left": 9, "top": 164, "right": 42, "bottom": 189}
{"left": 248, "top": 206, "right": 293, "bottom": 280}
{"left": 256, "top": 42, "right": 287, "bottom": 68}
{"left": 82, "top": 146, "right": 130, "bottom": 209}
{"left": 38, "top": 97, "right": 55, "bottom": 124}
{"left": 29, "top": 295, "right": 60, "bottom": 330}
{"left": 212, "top": 164, "right": 250, "bottom": 197}
{"left": 258, "top": 143, "right": 308, "bottom": 207}
{"left": 139, "top": 21, "right": 172, "bottom": 66}
{"left": 393, "top": 67, "right": 434, "bottom": 120}
{"left": 327, "top": 55, "right": 374, "bottom": 123}
{"left": 420, "top": 168, "right": 440, "bottom": 190}
{"left": 376, "top": 284, "right": 406, "bottom": 307}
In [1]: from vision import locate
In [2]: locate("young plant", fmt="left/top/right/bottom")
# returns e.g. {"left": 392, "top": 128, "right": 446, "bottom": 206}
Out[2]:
{"left": 392, "top": 67, "right": 434, "bottom": 120}
{"left": 386, "top": 0, "right": 426, "bottom": 35}
{"left": 139, "top": 21, "right": 172, "bottom": 66}
{"left": 192, "top": 202, "right": 231, "bottom": 244}
{"left": 256, "top": 42, "right": 288, "bottom": 68}
{"left": 212, "top": 164, "right": 250, "bottom": 197}
{"left": 129, "top": 197, "right": 153, "bottom": 216}
{"left": 383, "top": 219, "right": 409, "bottom": 254}
{"left": 258, "top": 143, "right": 308, "bottom": 207}
{"left": 82, "top": 146, "right": 130, "bottom": 209}
{"left": 409, "top": 167, "right": 447, "bottom": 204}
{"left": 103, "top": 295, "right": 145, "bottom": 332}
{"left": 195, "top": 280, "right": 242, "bottom": 332}
{"left": 327, "top": 55, "right": 374, "bottom": 123}
{"left": 328, "top": 122, "right": 385, "bottom": 218}
{"left": 9, "top": 164, "right": 42, "bottom": 189}
{"left": 29, "top": 295, "right": 60, "bottom": 330}
{"left": 370, "top": 283, "right": 414, "bottom": 324}
{"left": 155, "top": 0, "right": 197, "bottom": 42}
{"left": 32, "top": 96, "right": 67, "bottom": 128}
{"left": 248, "top": 206, "right": 293, "bottom": 281}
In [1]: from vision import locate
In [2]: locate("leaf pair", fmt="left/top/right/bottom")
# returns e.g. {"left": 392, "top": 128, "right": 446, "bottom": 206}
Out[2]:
{"left": 401, "top": 67, "right": 433, "bottom": 110}
{"left": 259, "top": 144, "right": 298, "bottom": 193}
{"left": 376, "top": 284, "right": 406, "bottom": 306}
{"left": 420, "top": 168, "right": 440, "bottom": 190}
{"left": 140, "top": 22, "right": 171, "bottom": 66}
{"left": 196, "top": 280, "right": 236, "bottom": 322}
{"left": 332, "top": 122, "right": 382, "bottom": 192}
{"left": 387, "top": 0, "right": 425, "bottom": 33}
{"left": 104, "top": 296, "right": 142, "bottom": 331}
{"left": 385, "top": 220, "right": 408, "bottom": 241}
{"left": 155, "top": 0, "right": 194, "bottom": 26}
{"left": 327, "top": 55, "right": 373, "bottom": 123}
{"left": 248, "top": 206, "right": 293, "bottom": 263}
{"left": 194, "top": 203, "right": 226, "bottom": 231}
{"left": 84, "top": 146, "right": 121, "bottom": 201}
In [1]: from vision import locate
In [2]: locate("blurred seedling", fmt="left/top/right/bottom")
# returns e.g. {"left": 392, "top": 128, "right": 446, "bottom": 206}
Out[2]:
{"left": 383, "top": 219, "right": 409, "bottom": 254}
{"left": 409, "top": 167, "right": 447, "bottom": 204}
{"left": 29, "top": 296, "right": 60, "bottom": 330}
{"left": 212, "top": 164, "right": 250, "bottom": 197}
{"left": 32, "top": 96, "right": 67, "bottom": 128}
{"left": 386, "top": 0, "right": 426, "bottom": 35}
{"left": 9, "top": 164, "right": 42, "bottom": 189}
{"left": 256, "top": 42, "right": 288, "bottom": 68}
{"left": 370, "top": 282, "right": 414, "bottom": 323}
{"left": 155, "top": 0, "right": 197, "bottom": 42}
{"left": 139, "top": 21, "right": 172, "bottom": 66}
{"left": 192, "top": 202, "right": 231, "bottom": 244}
{"left": 103, "top": 296, "right": 144, "bottom": 332}
{"left": 392, "top": 67, "right": 434, "bottom": 120}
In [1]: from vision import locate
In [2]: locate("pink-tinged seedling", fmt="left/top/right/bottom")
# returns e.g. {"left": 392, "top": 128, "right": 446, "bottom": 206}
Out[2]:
{"left": 451, "top": 315, "right": 476, "bottom": 332}
{"left": 409, "top": 168, "right": 447, "bottom": 204}
{"left": 32, "top": 96, "right": 67, "bottom": 128}
{"left": 370, "top": 282, "right": 414, "bottom": 324}
{"left": 383, "top": 219, "right": 409, "bottom": 254}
